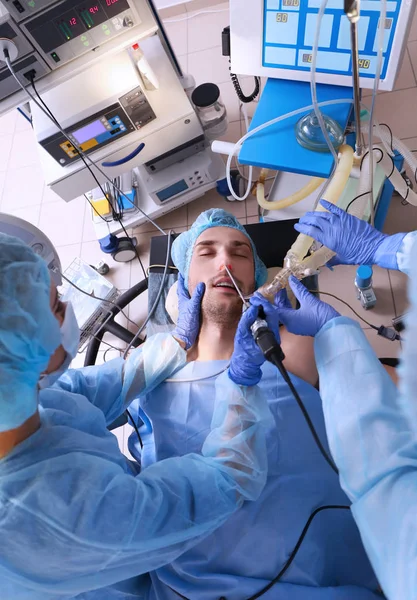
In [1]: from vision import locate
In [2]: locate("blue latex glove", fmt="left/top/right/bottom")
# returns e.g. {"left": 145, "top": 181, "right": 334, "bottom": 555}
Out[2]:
{"left": 229, "top": 301, "right": 281, "bottom": 387}
{"left": 172, "top": 274, "right": 205, "bottom": 350}
{"left": 295, "top": 200, "right": 407, "bottom": 270}
{"left": 275, "top": 276, "right": 340, "bottom": 337}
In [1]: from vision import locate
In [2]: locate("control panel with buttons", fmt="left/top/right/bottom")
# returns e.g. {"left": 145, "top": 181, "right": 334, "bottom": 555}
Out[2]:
{"left": 20, "top": 0, "right": 141, "bottom": 69}
{"left": 154, "top": 169, "right": 211, "bottom": 204}
{"left": 40, "top": 101, "right": 136, "bottom": 165}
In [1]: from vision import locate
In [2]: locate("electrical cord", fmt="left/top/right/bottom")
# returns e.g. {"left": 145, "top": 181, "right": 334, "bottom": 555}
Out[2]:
{"left": 103, "top": 346, "right": 124, "bottom": 362}
{"left": 230, "top": 59, "right": 261, "bottom": 103}
{"left": 29, "top": 76, "right": 148, "bottom": 280}
{"left": 244, "top": 505, "right": 351, "bottom": 600}
{"left": 269, "top": 353, "right": 339, "bottom": 474}
{"left": 310, "top": 290, "right": 402, "bottom": 341}
{"left": 126, "top": 408, "right": 143, "bottom": 449}
{"left": 169, "top": 504, "right": 351, "bottom": 600}
{"left": 59, "top": 270, "right": 140, "bottom": 331}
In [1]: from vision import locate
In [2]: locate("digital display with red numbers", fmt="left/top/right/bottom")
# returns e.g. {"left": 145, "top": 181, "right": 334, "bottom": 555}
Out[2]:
{"left": 55, "top": 11, "right": 85, "bottom": 40}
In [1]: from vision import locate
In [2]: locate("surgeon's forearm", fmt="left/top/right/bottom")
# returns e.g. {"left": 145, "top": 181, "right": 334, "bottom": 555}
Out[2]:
{"left": 314, "top": 317, "right": 416, "bottom": 501}
{"left": 122, "top": 333, "right": 187, "bottom": 407}
{"left": 396, "top": 231, "right": 417, "bottom": 275}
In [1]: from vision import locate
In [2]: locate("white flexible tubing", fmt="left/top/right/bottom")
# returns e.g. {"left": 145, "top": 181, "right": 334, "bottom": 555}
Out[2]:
{"left": 311, "top": 0, "right": 338, "bottom": 163}
{"left": 371, "top": 120, "right": 395, "bottom": 157}
{"left": 225, "top": 98, "right": 353, "bottom": 202}
{"left": 256, "top": 176, "right": 324, "bottom": 211}
{"left": 390, "top": 134, "right": 417, "bottom": 178}
{"left": 378, "top": 150, "right": 417, "bottom": 206}
{"left": 351, "top": 150, "right": 376, "bottom": 219}
{"left": 289, "top": 144, "right": 354, "bottom": 262}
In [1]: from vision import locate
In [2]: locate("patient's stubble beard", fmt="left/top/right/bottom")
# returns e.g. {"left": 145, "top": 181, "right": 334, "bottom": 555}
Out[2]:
{"left": 202, "top": 291, "right": 242, "bottom": 330}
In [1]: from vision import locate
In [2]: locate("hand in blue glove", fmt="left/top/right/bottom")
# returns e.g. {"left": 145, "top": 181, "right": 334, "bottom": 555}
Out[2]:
{"left": 229, "top": 302, "right": 281, "bottom": 387}
{"left": 172, "top": 274, "right": 205, "bottom": 350}
{"left": 295, "top": 199, "right": 406, "bottom": 270}
{"left": 274, "top": 276, "right": 340, "bottom": 337}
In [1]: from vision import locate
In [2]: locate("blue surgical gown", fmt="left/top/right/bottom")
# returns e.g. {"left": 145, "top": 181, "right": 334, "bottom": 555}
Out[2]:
{"left": 0, "top": 333, "right": 270, "bottom": 600}
{"left": 314, "top": 231, "right": 417, "bottom": 600}
{"left": 128, "top": 360, "right": 381, "bottom": 599}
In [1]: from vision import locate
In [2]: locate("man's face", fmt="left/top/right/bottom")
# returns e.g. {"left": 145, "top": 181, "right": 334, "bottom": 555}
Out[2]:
{"left": 43, "top": 283, "right": 67, "bottom": 376}
{"left": 188, "top": 227, "right": 256, "bottom": 325}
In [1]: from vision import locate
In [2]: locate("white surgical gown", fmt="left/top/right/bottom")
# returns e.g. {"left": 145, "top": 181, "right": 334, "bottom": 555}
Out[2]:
{"left": 314, "top": 230, "right": 417, "bottom": 600}
{"left": 0, "top": 333, "right": 270, "bottom": 600}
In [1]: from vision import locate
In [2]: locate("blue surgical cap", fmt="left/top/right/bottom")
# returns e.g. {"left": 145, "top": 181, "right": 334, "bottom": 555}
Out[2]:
{"left": 0, "top": 233, "right": 61, "bottom": 432}
{"left": 171, "top": 209, "right": 268, "bottom": 291}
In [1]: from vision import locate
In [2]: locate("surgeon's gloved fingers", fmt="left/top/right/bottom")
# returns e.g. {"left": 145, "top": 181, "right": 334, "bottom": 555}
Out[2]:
{"left": 294, "top": 223, "right": 325, "bottom": 240}
{"left": 190, "top": 281, "right": 206, "bottom": 307}
{"left": 288, "top": 276, "right": 314, "bottom": 306}
{"left": 238, "top": 304, "right": 259, "bottom": 334}
{"left": 327, "top": 256, "right": 341, "bottom": 267}
{"left": 177, "top": 274, "right": 190, "bottom": 302}
{"left": 250, "top": 294, "right": 281, "bottom": 340}
{"left": 299, "top": 211, "right": 333, "bottom": 226}
{"left": 273, "top": 288, "right": 292, "bottom": 310}
{"left": 319, "top": 199, "right": 345, "bottom": 217}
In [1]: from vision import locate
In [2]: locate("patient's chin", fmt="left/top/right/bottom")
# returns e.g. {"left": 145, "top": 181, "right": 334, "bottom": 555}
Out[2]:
{"left": 203, "top": 294, "right": 242, "bottom": 326}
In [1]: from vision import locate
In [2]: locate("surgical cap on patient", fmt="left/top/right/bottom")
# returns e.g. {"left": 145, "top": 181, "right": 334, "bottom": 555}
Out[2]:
{"left": 0, "top": 233, "right": 61, "bottom": 432}
{"left": 171, "top": 209, "right": 268, "bottom": 291}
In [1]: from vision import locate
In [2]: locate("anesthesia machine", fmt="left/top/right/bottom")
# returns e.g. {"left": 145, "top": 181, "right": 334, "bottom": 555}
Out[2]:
{"left": 0, "top": 0, "right": 225, "bottom": 247}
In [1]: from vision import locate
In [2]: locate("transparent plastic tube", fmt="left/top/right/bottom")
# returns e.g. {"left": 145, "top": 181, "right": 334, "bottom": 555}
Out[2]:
{"left": 368, "top": 0, "right": 387, "bottom": 225}
{"left": 258, "top": 144, "right": 354, "bottom": 298}
{"left": 288, "top": 144, "right": 354, "bottom": 262}
{"left": 226, "top": 98, "right": 353, "bottom": 202}
{"left": 310, "top": 0, "right": 338, "bottom": 163}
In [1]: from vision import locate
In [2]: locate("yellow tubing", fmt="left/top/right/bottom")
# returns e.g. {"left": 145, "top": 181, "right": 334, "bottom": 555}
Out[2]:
{"left": 256, "top": 175, "right": 325, "bottom": 211}
{"left": 288, "top": 144, "right": 354, "bottom": 261}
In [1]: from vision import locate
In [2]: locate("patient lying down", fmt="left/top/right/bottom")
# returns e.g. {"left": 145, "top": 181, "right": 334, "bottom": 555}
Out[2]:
{"left": 128, "top": 209, "right": 381, "bottom": 600}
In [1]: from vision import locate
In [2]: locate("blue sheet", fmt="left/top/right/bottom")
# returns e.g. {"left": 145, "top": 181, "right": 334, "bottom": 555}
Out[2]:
{"left": 128, "top": 360, "right": 381, "bottom": 600}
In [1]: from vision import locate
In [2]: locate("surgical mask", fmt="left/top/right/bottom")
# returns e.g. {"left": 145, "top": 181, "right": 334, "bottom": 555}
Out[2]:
{"left": 39, "top": 302, "right": 80, "bottom": 390}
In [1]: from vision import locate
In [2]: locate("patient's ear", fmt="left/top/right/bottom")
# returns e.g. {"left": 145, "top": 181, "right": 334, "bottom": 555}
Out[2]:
{"left": 166, "top": 281, "right": 179, "bottom": 324}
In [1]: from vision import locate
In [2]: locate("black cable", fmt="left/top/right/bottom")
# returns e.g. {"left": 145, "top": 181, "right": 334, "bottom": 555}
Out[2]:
{"left": 345, "top": 190, "right": 372, "bottom": 214}
{"left": 269, "top": 354, "right": 339, "bottom": 475}
{"left": 126, "top": 408, "right": 143, "bottom": 449}
{"left": 229, "top": 59, "right": 260, "bottom": 103}
{"left": 30, "top": 77, "right": 147, "bottom": 280}
{"left": 379, "top": 122, "right": 394, "bottom": 152}
{"left": 244, "top": 505, "right": 351, "bottom": 600}
{"left": 84, "top": 193, "right": 113, "bottom": 223}
{"left": 169, "top": 505, "right": 351, "bottom": 600}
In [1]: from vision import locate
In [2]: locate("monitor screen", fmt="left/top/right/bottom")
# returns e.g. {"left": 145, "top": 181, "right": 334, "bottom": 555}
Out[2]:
{"left": 72, "top": 119, "right": 107, "bottom": 144}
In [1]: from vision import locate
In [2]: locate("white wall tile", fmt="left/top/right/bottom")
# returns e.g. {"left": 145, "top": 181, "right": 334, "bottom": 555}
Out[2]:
{"left": 80, "top": 240, "right": 132, "bottom": 291}
{"left": 0, "top": 111, "right": 17, "bottom": 136}
{"left": 366, "top": 87, "right": 417, "bottom": 140}
{"left": 188, "top": 46, "right": 231, "bottom": 86}
{"left": 39, "top": 196, "right": 86, "bottom": 247}
{"left": 8, "top": 129, "right": 42, "bottom": 169}
{"left": 3, "top": 204, "right": 41, "bottom": 227}
{"left": 42, "top": 184, "right": 62, "bottom": 204}
{"left": 187, "top": 3, "right": 229, "bottom": 53}
{"left": 163, "top": 17, "right": 188, "bottom": 56}
{"left": 56, "top": 243, "right": 82, "bottom": 272}
{"left": 0, "top": 134, "right": 14, "bottom": 172}
{"left": 2, "top": 165, "right": 45, "bottom": 210}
